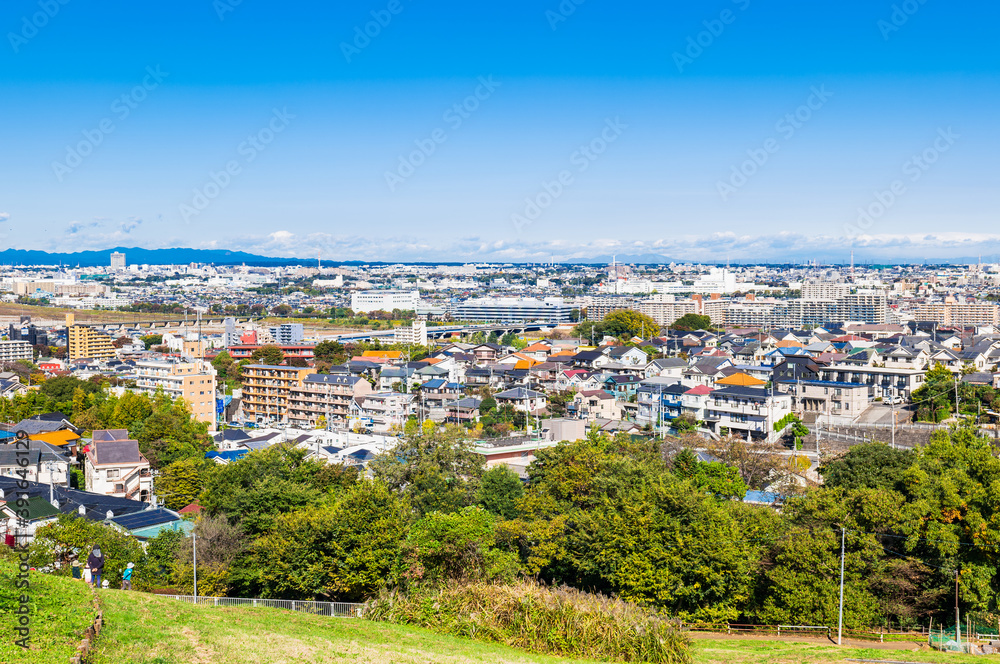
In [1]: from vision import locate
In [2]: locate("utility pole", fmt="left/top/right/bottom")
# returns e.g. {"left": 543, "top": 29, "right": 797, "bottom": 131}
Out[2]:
{"left": 955, "top": 568, "right": 961, "bottom": 646}
{"left": 838, "top": 526, "right": 846, "bottom": 646}
{"left": 192, "top": 532, "right": 198, "bottom": 603}
{"left": 890, "top": 397, "right": 895, "bottom": 450}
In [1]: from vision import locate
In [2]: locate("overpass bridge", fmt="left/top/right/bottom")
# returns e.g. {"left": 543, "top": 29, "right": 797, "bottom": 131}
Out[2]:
{"left": 330, "top": 322, "right": 556, "bottom": 343}
{"left": 83, "top": 316, "right": 256, "bottom": 331}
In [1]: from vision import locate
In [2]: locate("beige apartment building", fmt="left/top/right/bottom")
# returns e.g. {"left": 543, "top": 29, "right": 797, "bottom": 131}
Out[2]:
{"left": 287, "top": 374, "right": 372, "bottom": 428}
{"left": 66, "top": 313, "right": 115, "bottom": 361}
{"left": 133, "top": 358, "right": 217, "bottom": 424}
{"left": 914, "top": 300, "right": 999, "bottom": 327}
{"left": 242, "top": 364, "right": 313, "bottom": 423}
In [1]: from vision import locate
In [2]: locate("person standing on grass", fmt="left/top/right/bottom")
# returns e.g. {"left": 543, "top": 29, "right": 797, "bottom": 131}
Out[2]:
{"left": 71, "top": 560, "right": 81, "bottom": 580}
{"left": 87, "top": 545, "right": 105, "bottom": 588}
{"left": 121, "top": 562, "right": 134, "bottom": 590}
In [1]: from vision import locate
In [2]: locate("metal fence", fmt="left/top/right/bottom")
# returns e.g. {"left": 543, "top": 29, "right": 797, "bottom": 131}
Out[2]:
{"left": 157, "top": 594, "right": 365, "bottom": 617}
{"left": 681, "top": 622, "right": 928, "bottom": 642}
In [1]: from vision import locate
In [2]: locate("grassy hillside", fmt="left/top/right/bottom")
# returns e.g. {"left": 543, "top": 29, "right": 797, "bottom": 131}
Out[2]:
{"left": 1, "top": 562, "right": 987, "bottom": 664}
{"left": 0, "top": 562, "right": 96, "bottom": 664}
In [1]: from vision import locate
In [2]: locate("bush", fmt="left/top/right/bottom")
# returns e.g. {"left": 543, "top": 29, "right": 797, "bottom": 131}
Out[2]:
{"left": 365, "top": 580, "right": 691, "bottom": 664}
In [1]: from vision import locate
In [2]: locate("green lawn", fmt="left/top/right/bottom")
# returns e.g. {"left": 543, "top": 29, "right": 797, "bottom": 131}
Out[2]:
{"left": 3, "top": 561, "right": 989, "bottom": 664}
{"left": 88, "top": 590, "right": 606, "bottom": 664}
{"left": 692, "top": 636, "right": 982, "bottom": 664}
{"left": 0, "top": 564, "right": 96, "bottom": 664}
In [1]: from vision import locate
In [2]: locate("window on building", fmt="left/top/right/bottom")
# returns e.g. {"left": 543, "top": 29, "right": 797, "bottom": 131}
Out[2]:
{"left": 107, "top": 469, "right": 119, "bottom": 479}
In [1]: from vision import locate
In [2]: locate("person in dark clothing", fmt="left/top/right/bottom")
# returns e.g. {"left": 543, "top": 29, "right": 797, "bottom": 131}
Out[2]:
{"left": 71, "top": 560, "right": 81, "bottom": 580}
{"left": 87, "top": 546, "right": 105, "bottom": 588}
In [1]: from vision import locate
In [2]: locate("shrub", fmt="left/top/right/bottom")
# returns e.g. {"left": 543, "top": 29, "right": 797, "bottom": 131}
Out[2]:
{"left": 365, "top": 580, "right": 691, "bottom": 663}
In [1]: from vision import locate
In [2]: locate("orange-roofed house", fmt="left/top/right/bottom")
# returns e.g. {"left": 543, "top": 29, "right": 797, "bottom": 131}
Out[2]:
{"left": 28, "top": 429, "right": 81, "bottom": 448}
{"left": 775, "top": 340, "right": 805, "bottom": 349}
{"left": 360, "top": 350, "right": 403, "bottom": 364}
{"left": 715, "top": 372, "right": 766, "bottom": 388}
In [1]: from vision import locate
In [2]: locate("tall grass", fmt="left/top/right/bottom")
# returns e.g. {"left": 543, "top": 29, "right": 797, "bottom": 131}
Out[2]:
{"left": 364, "top": 580, "right": 692, "bottom": 664}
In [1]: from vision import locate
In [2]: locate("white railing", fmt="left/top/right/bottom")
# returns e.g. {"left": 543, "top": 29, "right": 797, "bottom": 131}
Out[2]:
{"left": 158, "top": 594, "right": 365, "bottom": 617}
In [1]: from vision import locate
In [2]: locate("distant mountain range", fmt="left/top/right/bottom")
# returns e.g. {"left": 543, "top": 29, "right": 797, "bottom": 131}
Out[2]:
{"left": 0, "top": 247, "right": 334, "bottom": 268}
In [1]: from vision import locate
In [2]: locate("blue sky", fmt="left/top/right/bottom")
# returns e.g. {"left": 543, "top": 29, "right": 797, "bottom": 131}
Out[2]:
{"left": 1, "top": 1, "right": 998, "bottom": 262}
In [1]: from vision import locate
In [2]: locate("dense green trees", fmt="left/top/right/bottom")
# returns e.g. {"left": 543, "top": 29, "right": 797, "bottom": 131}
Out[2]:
{"left": 670, "top": 313, "right": 712, "bottom": 331}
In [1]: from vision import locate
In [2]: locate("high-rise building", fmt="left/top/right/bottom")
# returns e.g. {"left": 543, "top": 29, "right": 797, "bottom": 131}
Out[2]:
{"left": 65, "top": 314, "right": 115, "bottom": 361}
{"left": 110, "top": 252, "right": 126, "bottom": 270}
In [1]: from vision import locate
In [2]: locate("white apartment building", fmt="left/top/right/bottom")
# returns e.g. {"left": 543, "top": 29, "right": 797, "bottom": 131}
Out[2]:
{"left": 393, "top": 320, "right": 428, "bottom": 346}
{"left": 637, "top": 295, "right": 698, "bottom": 327}
{"left": 351, "top": 290, "right": 420, "bottom": 313}
{"left": 705, "top": 386, "right": 793, "bottom": 441}
{"left": 133, "top": 358, "right": 217, "bottom": 424}
{"left": 0, "top": 340, "right": 32, "bottom": 363}
{"left": 270, "top": 322, "right": 305, "bottom": 345}
{"left": 350, "top": 392, "right": 415, "bottom": 433}
{"left": 801, "top": 282, "right": 850, "bottom": 299}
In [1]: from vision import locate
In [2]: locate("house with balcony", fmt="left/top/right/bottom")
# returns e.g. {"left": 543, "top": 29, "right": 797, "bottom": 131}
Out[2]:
{"left": 790, "top": 380, "right": 870, "bottom": 424}
{"left": 417, "top": 379, "right": 465, "bottom": 421}
{"left": 704, "top": 386, "right": 792, "bottom": 441}
{"left": 84, "top": 429, "right": 152, "bottom": 502}
{"left": 350, "top": 392, "right": 415, "bottom": 433}
{"left": 815, "top": 364, "right": 925, "bottom": 400}
{"left": 494, "top": 387, "right": 548, "bottom": 414}
{"left": 445, "top": 397, "right": 482, "bottom": 424}
{"left": 599, "top": 374, "right": 641, "bottom": 402}
{"left": 132, "top": 357, "right": 217, "bottom": 424}
{"left": 635, "top": 380, "right": 688, "bottom": 427}
{"left": 287, "top": 374, "right": 372, "bottom": 428}
{"left": 571, "top": 389, "right": 618, "bottom": 420}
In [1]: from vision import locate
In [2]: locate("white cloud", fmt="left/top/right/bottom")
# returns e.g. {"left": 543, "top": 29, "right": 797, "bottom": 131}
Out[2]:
{"left": 0, "top": 212, "right": 9, "bottom": 223}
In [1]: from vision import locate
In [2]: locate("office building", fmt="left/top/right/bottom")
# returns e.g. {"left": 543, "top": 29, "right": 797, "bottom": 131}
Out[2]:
{"left": 110, "top": 251, "right": 126, "bottom": 270}
{"left": 351, "top": 290, "right": 420, "bottom": 313}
